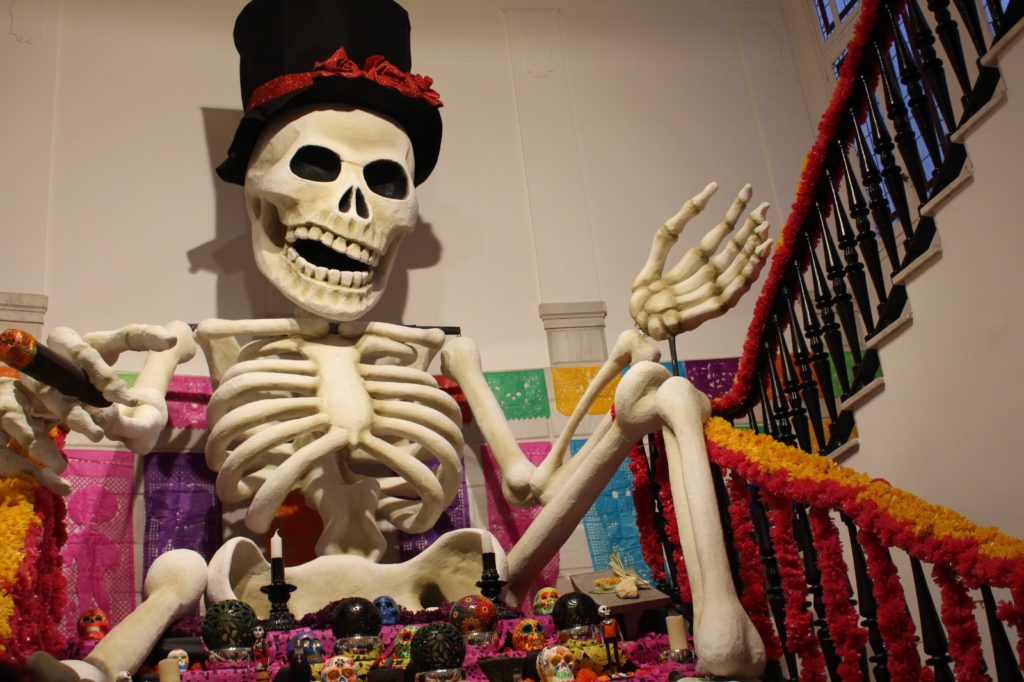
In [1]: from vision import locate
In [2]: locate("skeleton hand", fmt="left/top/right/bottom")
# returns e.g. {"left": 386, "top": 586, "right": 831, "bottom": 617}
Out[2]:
{"left": 630, "top": 183, "right": 772, "bottom": 341}
{"left": 0, "top": 323, "right": 194, "bottom": 492}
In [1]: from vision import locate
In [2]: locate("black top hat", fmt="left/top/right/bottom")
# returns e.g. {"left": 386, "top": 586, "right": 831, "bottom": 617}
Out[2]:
{"left": 216, "top": 0, "right": 443, "bottom": 186}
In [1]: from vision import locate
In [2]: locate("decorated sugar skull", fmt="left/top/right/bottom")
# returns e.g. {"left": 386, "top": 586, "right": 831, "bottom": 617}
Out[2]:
{"left": 245, "top": 106, "right": 419, "bottom": 321}
{"left": 167, "top": 649, "right": 189, "bottom": 673}
{"left": 512, "top": 618, "right": 546, "bottom": 651}
{"left": 390, "top": 624, "right": 420, "bottom": 664}
{"left": 537, "top": 645, "right": 575, "bottom": 682}
{"left": 77, "top": 608, "right": 110, "bottom": 640}
{"left": 373, "top": 595, "right": 400, "bottom": 625}
{"left": 321, "top": 655, "right": 358, "bottom": 681}
{"left": 532, "top": 587, "right": 559, "bottom": 616}
{"left": 287, "top": 631, "right": 325, "bottom": 668}
{"left": 448, "top": 594, "right": 497, "bottom": 636}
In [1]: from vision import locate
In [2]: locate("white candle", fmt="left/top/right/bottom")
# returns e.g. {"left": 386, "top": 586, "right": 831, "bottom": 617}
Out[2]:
{"left": 271, "top": 530, "right": 283, "bottom": 559}
{"left": 158, "top": 658, "right": 182, "bottom": 682}
{"left": 666, "top": 614, "right": 689, "bottom": 651}
{"left": 481, "top": 530, "right": 494, "bottom": 554}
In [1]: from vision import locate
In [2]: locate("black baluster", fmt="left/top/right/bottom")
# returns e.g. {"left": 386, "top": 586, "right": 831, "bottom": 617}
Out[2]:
{"left": 711, "top": 462, "right": 744, "bottom": 598}
{"left": 757, "top": 372, "right": 780, "bottom": 439}
{"left": 804, "top": 231, "right": 852, "bottom": 397}
{"left": 793, "top": 260, "right": 840, "bottom": 423}
{"left": 816, "top": 203, "right": 863, "bottom": 366}
{"left": 862, "top": 74, "right": 916, "bottom": 246}
{"left": 783, "top": 281, "right": 830, "bottom": 452}
{"left": 764, "top": 338, "right": 797, "bottom": 448}
{"left": 843, "top": 516, "right": 890, "bottom": 682}
{"left": 927, "top": 0, "right": 975, "bottom": 111}
{"left": 905, "top": 0, "right": 956, "bottom": 135}
{"left": 887, "top": 6, "right": 945, "bottom": 180}
{"left": 794, "top": 505, "right": 843, "bottom": 681}
{"left": 980, "top": 586, "right": 1024, "bottom": 682}
{"left": 910, "top": 558, "right": 955, "bottom": 681}
{"left": 951, "top": 0, "right": 989, "bottom": 55}
{"left": 875, "top": 42, "right": 930, "bottom": 202}
{"left": 746, "top": 405, "right": 760, "bottom": 434}
{"left": 751, "top": 486, "right": 799, "bottom": 680}
{"left": 838, "top": 137, "right": 888, "bottom": 312}
{"left": 773, "top": 311, "right": 812, "bottom": 453}
{"left": 825, "top": 167, "right": 876, "bottom": 336}
{"left": 850, "top": 107, "right": 902, "bottom": 271}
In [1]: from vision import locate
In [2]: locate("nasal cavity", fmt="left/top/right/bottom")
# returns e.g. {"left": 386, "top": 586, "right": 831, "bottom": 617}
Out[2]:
{"left": 338, "top": 187, "right": 370, "bottom": 219}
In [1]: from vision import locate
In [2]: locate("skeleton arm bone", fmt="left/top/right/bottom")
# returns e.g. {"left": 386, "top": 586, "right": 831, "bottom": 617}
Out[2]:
{"left": 440, "top": 330, "right": 657, "bottom": 506}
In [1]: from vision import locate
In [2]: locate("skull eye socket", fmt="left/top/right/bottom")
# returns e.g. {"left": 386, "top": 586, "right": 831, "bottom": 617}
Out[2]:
{"left": 290, "top": 145, "right": 342, "bottom": 182}
{"left": 363, "top": 160, "right": 409, "bottom": 199}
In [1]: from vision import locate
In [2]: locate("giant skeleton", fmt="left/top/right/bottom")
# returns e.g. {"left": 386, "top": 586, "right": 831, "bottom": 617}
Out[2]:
{"left": 5, "top": 3, "right": 775, "bottom": 680}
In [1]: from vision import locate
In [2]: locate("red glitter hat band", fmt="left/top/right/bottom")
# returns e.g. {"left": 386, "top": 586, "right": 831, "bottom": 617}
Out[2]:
{"left": 245, "top": 46, "right": 443, "bottom": 113}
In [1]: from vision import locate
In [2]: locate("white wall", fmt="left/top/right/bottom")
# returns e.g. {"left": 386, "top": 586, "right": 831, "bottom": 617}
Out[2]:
{"left": 1, "top": 0, "right": 813, "bottom": 373}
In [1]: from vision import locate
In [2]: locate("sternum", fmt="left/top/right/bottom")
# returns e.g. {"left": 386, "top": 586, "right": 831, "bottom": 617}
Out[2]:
{"left": 302, "top": 343, "right": 372, "bottom": 446}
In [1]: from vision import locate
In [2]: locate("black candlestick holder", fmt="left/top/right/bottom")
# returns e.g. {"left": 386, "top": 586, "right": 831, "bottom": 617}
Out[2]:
{"left": 260, "top": 557, "right": 297, "bottom": 631}
{"left": 477, "top": 551, "right": 517, "bottom": 618}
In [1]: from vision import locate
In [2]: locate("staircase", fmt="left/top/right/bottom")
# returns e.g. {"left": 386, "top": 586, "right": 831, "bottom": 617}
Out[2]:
{"left": 627, "top": 1, "right": 1024, "bottom": 679}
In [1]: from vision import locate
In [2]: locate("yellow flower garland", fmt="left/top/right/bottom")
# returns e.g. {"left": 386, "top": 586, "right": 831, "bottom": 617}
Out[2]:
{"left": 0, "top": 476, "right": 39, "bottom": 646}
{"left": 704, "top": 418, "right": 1024, "bottom": 563}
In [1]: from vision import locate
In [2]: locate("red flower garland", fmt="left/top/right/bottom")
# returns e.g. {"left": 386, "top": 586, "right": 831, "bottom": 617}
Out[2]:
{"left": 764, "top": 494, "right": 826, "bottom": 682}
{"left": 724, "top": 473, "right": 783, "bottom": 661}
{"left": 807, "top": 507, "right": 867, "bottom": 681}
{"left": 932, "top": 563, "right": 986, "bottom": 682}
{"left": 651, "top": 433, "right": 692, "bottom": 603}
{"left": 627, "top": 444, "right": 667, "bottom": 584}
{"left": 711, "top": 0, "right": 904, "bottom": 418}
{"left": 857, "top": 530, "right": 925, "bottom": 680}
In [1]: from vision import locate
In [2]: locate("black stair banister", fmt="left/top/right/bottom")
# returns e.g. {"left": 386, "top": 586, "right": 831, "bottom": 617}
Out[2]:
{"left": 825, "top": 166, "right": 877, "bottom": 337}
{"left": 849, "top": 106, "right": 903, "bottom": 271}
{"left": 793, "top": 259, "right": 841, "bottom": 424}
{"left": 905, "top": 0, "right": 956, "bottom": 135}
{"left": 927, "top": 0, "right": 976, "bottom": 110}
{"left": 838, "top": 137, "right": 889, "bottom": 312}
{"left": 804, "top": 230, "right": 853, "bottom": 398}
{"left": 875, "top": 40, "right": 930, "bottom": 202}
{"left": 816, "top": 202, "right": 863, "bottom": 367}
{"left": 980, "top": 586, "right": 1024, "bottom": 682}
{"left": 843, "top": 517, "right": 891, "bottom": 682}
{"left": 773, "top": 311, "right": 813, "bottom": 453}
{"left": 909, "top": 557, "right": 955, "bottom": 682}
{"left": 783, "top": 281, "right": 830, "bottom": 451}
{"left": 861, "top": 74, "right": 916, "bottom": 247}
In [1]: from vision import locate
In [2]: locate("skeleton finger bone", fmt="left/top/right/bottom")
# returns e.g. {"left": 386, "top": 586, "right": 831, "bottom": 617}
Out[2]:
{"left": 632, "top": 182, "right": 719, "bottom": 290}
{"left": 47, "top": 328, "right": 136, "bottom": 407}
{"left": 81, "top": 324, "right": 177, "bottom": 365}
{"left": 663, "top": 184, "right": 752, "bottom": 284}
{"left": 667, "top": 217, "right": 768, "bottom": 299}
{"left": 84, "top": 550, "right": 207, "bottom": 681}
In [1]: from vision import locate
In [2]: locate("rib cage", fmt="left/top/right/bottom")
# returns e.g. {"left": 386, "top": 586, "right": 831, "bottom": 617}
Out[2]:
{"left": 204, "top": 326, "right": 464, "bottom": 560}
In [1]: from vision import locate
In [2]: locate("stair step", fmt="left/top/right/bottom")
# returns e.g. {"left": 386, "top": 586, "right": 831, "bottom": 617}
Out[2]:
{"left": 921, "top": 163, "right": 973, "bottom": 218}
{"left": 893, "top": 236, "right": 943, "bottom": 287}
{"left": 981, "top": 15, "right": 1024, "bottom": 67}
{"left": 841, "top": 376, "right": 885, "bottom": 413}
{"left": 828, "top": 437, "right": 859, "bottom": 465}
{"left": 866, "top": 306, "right": 914, "bottom": 352}
{"left": 951, "top": 78, "right": 1008, "bottom": 144}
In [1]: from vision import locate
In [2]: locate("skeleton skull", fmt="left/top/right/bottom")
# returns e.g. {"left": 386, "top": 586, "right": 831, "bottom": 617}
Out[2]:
{"left": 245, "top": 105, "right": 419, "bottom": 321}
{"left": 77, "top": 608, "right": 110, "bottom": 640}
{"left": 537, "top": 645, "right": 575, "bottom": 682}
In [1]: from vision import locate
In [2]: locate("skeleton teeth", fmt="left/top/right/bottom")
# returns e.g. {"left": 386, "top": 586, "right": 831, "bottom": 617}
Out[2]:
{"left": 315, "top": 266, "right": 328, "bottom": 281}
{"left": 328, "top": 269, "right": 341, "bottom": 285}
{"left": 286, "top": 247, "right": 298, "bottom": 262}
{"left": 341, "top": 271, "right": 354, "bottom": 286}
{"left": 303, "top": 263, "right": 315, "bottom": 278}
{"left": 346, "top": 243, "right": 361, "bottom": 259}
{"left": 285, "top": 229, "right": 297, "bottom": 244}
{"left": 331, "top": 235, "right": 347, "bottom": 253}
{"left": 308, "top": 226, "right": 322, "bottom": 240}
{"left": 320, "top": 231, "right": 333, "bottom": 247}
{"left": 295, "top": 226, "right": 309, "bottom": 240}
{"left": 360, "top": 247, "right": 371, "bottom": 263}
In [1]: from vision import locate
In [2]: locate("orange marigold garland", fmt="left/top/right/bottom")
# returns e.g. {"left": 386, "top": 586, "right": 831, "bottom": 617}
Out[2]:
{"left": 808, "top": 507, "right": 867, "bottom": 682}
{"left": 724, "top": 472, "right": 783, "bottom": 661}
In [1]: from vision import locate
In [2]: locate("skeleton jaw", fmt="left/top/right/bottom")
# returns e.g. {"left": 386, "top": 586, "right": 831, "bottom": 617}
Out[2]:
{"left": 251, "top": 200, "right": 406, "bottom": 321}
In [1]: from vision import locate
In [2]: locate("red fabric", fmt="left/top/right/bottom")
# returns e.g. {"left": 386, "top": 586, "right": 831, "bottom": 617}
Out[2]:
{"left": 246, "top": 46, "right": 442, "bottom": 112}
